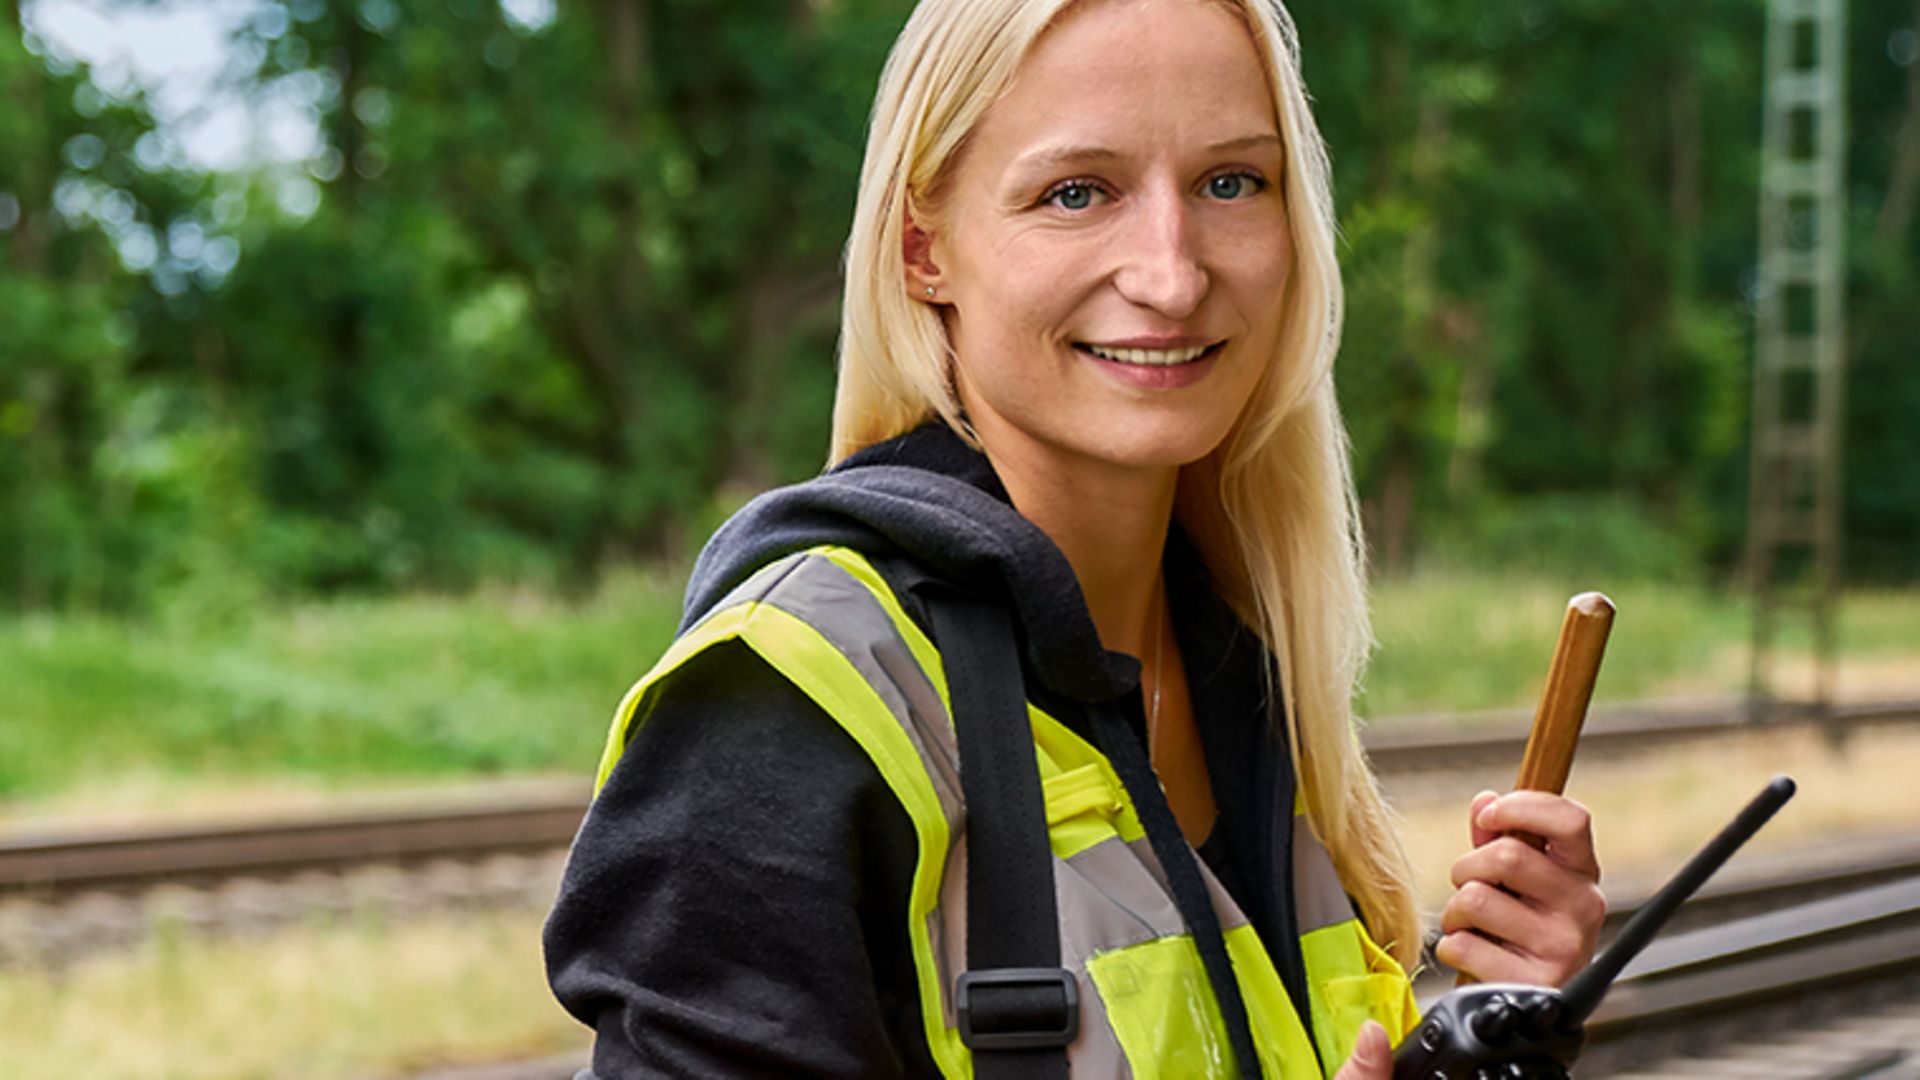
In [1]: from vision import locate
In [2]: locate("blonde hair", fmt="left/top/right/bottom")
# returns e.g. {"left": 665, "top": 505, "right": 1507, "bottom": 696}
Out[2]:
{"left": 830, "top": 0, "right": 1421, "bottom": 968}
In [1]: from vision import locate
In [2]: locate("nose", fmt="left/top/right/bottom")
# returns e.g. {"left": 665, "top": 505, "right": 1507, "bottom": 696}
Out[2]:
{"left": 1112, "top": 188, "right": 1208, "bottom": 319}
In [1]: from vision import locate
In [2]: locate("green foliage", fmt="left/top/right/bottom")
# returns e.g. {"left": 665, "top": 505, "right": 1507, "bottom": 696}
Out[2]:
{"left": 1420, "top": 492, "right": 1707, "bottom": 583}
{"left": 1, "top": 17, "right": 173, "bottom": 611}
{"left": 1, "top": 0, "right": 1916, "bottom": 615}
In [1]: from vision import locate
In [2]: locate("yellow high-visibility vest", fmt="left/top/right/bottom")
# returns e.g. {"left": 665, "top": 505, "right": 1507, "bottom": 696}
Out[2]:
{"left": 598, "top": 545, "right": 1418, "bottom": 1078}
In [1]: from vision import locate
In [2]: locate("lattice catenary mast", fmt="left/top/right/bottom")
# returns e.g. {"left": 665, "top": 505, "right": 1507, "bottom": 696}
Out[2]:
{"left": 1748, "top": 0, "right": 1848, "bottom": 718}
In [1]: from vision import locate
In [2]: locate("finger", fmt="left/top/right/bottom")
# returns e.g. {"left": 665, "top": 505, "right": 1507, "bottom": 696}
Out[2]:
{"left": 1448, "top": 840, "right": 1608, "bottom": 950}
{"left": 1439, "top": 879, "right": 1597, "bottom": 986}
{"left": 1475, "top": 792, "right": 1600, "bottom": 878}
{"left": 1335, "top": 1019, "right": 1393, "bottom": 1080}
{"left": 1475, "top": 791, "right": 1592, "bottom": 845}
{"left": 1439, "top": 879, "right": 1563, "bottom": 953}
{"left": 1467, "top": 789, "right": 1501, "bottom": 849}
{"left": 1434, "top": 928, "right": 1555, "bottom": 986}
{"left": 1449, "top": 834, "right": 1596, "bottom": 898}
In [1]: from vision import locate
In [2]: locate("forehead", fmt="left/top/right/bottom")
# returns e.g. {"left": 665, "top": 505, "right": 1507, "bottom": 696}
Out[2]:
{"left": 971, "top": 0, "right": 1278, "bottom": 170}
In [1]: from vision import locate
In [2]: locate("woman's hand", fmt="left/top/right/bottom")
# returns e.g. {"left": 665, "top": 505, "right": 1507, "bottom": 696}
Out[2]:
{"left": 1436, "top": 789, "right": 1607, "bottom": 987}
{"left": 1334, "top": 1020, "right": 1394, "bottom": 1079}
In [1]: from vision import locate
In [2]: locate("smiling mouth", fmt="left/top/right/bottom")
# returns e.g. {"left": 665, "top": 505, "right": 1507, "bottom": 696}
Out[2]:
{"left": 1073, "top": 342, "right": 1225, "bottom": 366}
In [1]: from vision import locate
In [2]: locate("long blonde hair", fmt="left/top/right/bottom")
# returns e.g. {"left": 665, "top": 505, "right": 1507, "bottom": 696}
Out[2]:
{"left": 829, "top": 0, "right": 1421, "bottom": 967}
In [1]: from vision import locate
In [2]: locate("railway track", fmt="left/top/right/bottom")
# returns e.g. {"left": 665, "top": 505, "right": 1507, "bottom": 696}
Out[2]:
{"left": 1601, "top": 831, "right": 1920, "bottom": 938}
{"left": 0, "top": 789, "right": 591, "bottom": 899}
{"left": 1582, "top": 873, "right": 1920, "bottom": 1076}
{"left": 1363, "top": 697, "right": 1920, "bottom": 775}
{"left": 0, "top": 698, "right": 1912, "bottom": 1075}
{"left": 0, "top": 696, "right": 1915, "bottom": 901}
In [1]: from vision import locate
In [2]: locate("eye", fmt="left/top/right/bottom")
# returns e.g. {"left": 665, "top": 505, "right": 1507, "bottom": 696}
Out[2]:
{"left": 1041, "top": 180, "right": 1107, "bottom": 212}
{"left": 1206, "top": 171, "right": 1268, "bottom": 200}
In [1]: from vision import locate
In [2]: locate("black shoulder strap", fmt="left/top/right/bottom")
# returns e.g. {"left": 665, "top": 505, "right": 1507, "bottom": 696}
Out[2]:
{"left": 930, "top": 588, "right": 1266, "bottom": 1079}
{"left": 928, "top": 591, "right": 1075, "bottom": 1079}
{"left": 1088, "top": 707, "right": 1267, "bottom": 1079}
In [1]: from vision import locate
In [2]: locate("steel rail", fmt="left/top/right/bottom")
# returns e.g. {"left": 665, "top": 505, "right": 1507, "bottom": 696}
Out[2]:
{"left": 0, "top": 792, "right": 590, "bottom": 897}
{"left": 1577, "top": 875, "right": 1920, "bottom": 1075}
{"left": 1364, "top": 697, "right": 1920, "bottom": 775}
{"left": 1601, "top": 831, "right": 1920, "bottom": 938}
{"left": 1590, "top": 876, "right": 1920, "bottom": 1030}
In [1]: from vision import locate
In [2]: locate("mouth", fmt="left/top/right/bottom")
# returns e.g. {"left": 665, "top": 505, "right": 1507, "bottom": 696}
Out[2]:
{"left": 1071, "top": 341, "right": 1225, "bottom": 367}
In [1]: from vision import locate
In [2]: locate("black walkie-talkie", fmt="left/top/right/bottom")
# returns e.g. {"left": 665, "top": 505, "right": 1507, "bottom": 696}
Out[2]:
{"left": 1392, "top": 775, "right": 1798, "bottom": 1080}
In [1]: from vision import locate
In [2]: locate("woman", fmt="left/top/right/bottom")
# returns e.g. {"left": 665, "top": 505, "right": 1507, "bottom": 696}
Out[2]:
{"left": 545, "top": 0, "right": 1606, "bottom": 1076}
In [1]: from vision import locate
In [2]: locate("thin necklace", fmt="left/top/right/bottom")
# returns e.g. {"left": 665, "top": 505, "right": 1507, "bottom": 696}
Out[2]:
{"left": 1148, "top": 590, "right": 1164, "bottom": 740}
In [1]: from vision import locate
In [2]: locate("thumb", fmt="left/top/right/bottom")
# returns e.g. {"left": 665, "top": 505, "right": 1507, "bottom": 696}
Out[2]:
{"left": 1337, "top": 1019, "right": 1394, "bottom": 1079}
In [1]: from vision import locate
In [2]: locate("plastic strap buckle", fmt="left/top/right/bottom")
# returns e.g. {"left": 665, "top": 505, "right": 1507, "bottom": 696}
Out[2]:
{"left": 955, "top": 968, "right": 1080, "bottom": 1051}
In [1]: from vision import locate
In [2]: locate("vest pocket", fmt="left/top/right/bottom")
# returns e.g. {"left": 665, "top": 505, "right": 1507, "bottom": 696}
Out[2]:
{"left": 1085, "top": 930, "right": 1325, "bottom": 1079}
{"left": 1302, "top": 922, "right": 1420, "bottom": 1070}
{"left": 1086, "top": 935, "right": 1239, "bottom": 1079}
{"left": 1314, "top": 972, "right": 1411, "bottom": 1068}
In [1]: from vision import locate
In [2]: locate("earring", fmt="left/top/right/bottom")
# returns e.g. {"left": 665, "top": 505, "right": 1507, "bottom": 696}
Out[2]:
{"left": 924, "top": 286, "right": 936, "bottom": 298}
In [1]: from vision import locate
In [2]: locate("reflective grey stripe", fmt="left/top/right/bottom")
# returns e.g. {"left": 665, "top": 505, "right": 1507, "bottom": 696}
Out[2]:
{"left": 740, "top": 553, "right": 965, "bottom": 832}
{"left": 1063, "top": 836, "right": 1186, "bottom": 953}
{"left": 690, "top": 552, "right": 808, "bottom": 635}
{"left": 1054, "top": 848, "right": 1134, "bottom": 1080}
{"left": 1122, "top": 836, "right": 1253, "bottom": 934}
{"left": 1294, "top": 814, "right": 1360, "bottom": 933}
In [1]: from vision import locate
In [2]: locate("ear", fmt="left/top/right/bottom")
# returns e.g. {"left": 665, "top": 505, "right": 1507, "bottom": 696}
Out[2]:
{"left": 902, "top": 201, "right": 947, "bottom": 302}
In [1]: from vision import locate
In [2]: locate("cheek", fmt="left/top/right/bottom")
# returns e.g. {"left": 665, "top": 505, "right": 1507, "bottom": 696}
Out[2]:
{"left": 960, "top": 252, "right": 1085, "bottom": 351}
{"left": 1228, "top": 220, "right": 1294, "bottom": 287}
{"left": 1228, "top": 238, "right": 1295, "bottom": 337}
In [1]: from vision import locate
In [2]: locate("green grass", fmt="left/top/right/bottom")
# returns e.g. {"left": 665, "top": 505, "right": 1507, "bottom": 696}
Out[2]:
{"left": 1359, "top": 573, "right": 1740, "bottom": 720}
{"left": 1, "top": 564, "right": 1915, "bottom": 807}
{"left": 0, "top": 569, "right": 684, "bottom": 803}
{"left": 1838, "top": 586, "right": 1920, "bottom": 653}
{"left": 1360, "top": 572, "right": 1920, "bottom": 722}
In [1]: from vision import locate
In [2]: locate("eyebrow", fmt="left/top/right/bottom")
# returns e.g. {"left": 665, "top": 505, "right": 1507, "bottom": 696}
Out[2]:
{"left": 1007, "top": 133, "right": 1284, "bottom": 176}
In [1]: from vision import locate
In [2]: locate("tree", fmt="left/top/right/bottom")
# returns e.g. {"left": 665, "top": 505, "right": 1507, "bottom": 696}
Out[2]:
{"left": 1, "top": 1, "right": 191, "bottom": 609}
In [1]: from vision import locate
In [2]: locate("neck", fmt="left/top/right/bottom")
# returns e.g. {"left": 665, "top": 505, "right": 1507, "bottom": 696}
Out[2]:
{"left": 979, "top": 431, "right": 1175, "bottom": 663}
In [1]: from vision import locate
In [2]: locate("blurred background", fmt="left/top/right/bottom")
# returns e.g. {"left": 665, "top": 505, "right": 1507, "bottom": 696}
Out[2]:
{"left": 1, "top": 0, "right": 1916, "bottom": 1076}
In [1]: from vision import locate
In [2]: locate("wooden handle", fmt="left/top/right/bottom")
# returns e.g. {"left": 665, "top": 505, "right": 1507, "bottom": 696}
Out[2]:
{"left": 1455, "top": 592, "right": 1613, "bottom": 986}
{"left": 1514, "top": 591, "right": 1615, "bottom": 795}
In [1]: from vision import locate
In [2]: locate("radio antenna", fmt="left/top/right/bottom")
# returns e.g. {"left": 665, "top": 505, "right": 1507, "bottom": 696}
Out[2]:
{"left": 1560, "top": 774, "right": 1797, "bottom": 1024}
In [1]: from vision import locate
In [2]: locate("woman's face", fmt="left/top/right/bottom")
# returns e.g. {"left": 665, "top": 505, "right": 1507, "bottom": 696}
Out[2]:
{"left": 914, "top": 0, "right": 1293, "bottom": 476}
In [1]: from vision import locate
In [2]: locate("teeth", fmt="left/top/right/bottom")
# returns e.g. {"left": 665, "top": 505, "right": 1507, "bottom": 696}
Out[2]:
{"left": 1083, "top": 344, "right": 1212, "bottom": 366}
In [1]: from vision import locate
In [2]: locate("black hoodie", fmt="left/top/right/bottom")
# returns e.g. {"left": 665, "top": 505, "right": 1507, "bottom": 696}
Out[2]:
{"left": 543, "top": 424, "right": 1308, "bottom": 1078}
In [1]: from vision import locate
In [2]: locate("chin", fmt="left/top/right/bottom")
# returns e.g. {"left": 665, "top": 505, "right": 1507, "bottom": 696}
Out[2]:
{"left": 1076, "top": 422, "right": 1230, "bottom": 472}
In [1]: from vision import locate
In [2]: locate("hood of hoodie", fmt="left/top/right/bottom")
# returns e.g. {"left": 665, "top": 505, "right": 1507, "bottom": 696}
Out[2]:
{"left": 681, "top": 423, "right": 1139, "bottom": 703}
